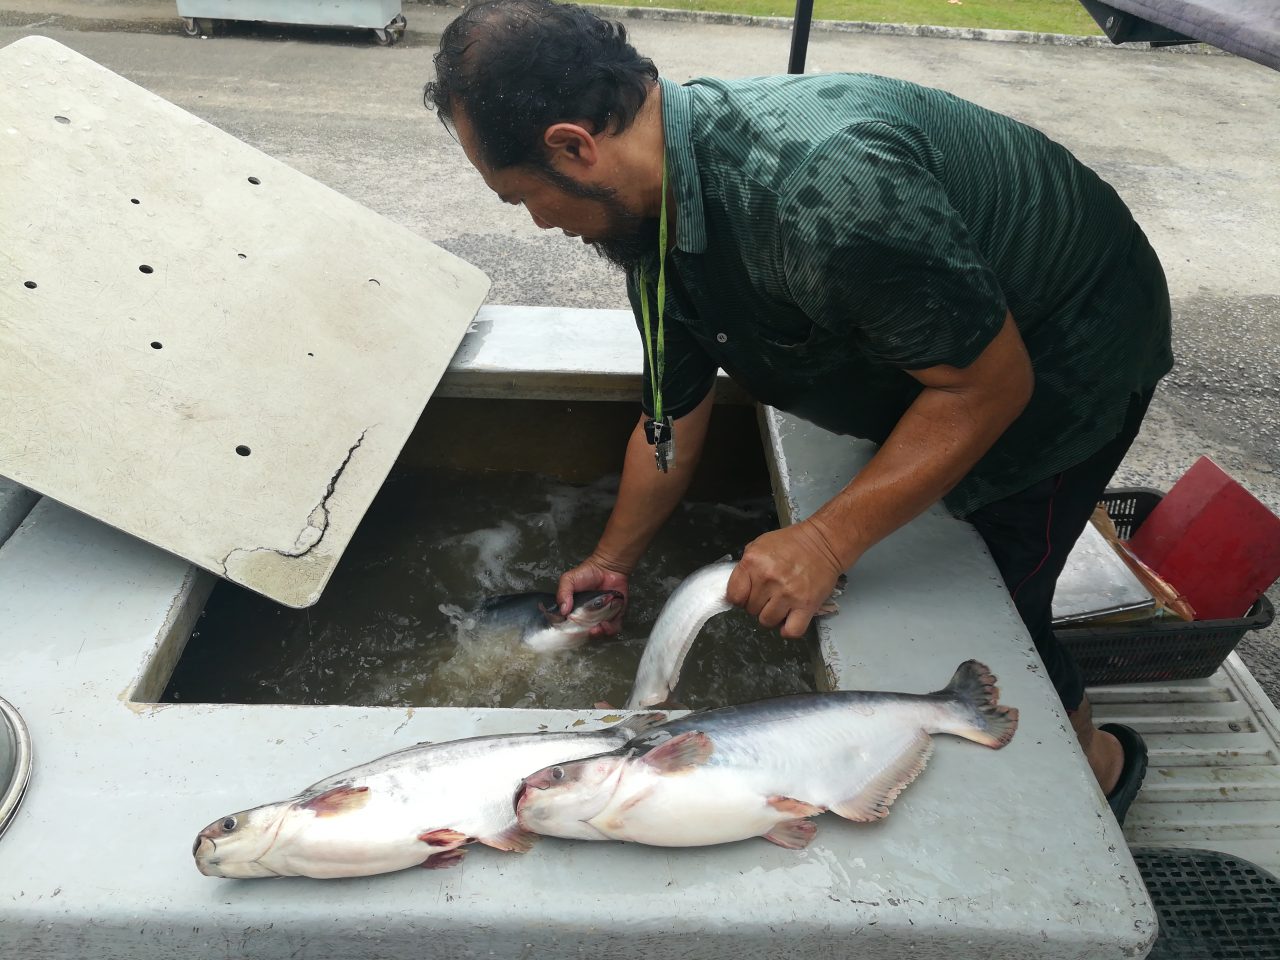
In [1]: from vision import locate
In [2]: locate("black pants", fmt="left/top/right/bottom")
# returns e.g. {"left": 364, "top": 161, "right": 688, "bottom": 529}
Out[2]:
{"left": 967, "top": 389, "right": 1155, "bottom": 712}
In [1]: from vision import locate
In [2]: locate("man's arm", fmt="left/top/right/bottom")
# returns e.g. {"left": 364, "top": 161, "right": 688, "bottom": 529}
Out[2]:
{"left": 557, "top": 390, "right": 716, "bottom": 628}
{"left": 727, "top": 312, "right": 1033, "bottom": 638}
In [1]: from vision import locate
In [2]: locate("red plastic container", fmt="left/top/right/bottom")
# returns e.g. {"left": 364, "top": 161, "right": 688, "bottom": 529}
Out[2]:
{"left": 1128, "top": 457, "right": 1280, "bottom": 621}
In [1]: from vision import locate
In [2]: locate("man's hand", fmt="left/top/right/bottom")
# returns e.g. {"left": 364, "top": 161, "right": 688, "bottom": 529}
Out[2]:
{"left": 726, "top": 521, "right": 846, "bottom": 639}
{"left": 557, "top": 556, "right": 630, "bottom": 639}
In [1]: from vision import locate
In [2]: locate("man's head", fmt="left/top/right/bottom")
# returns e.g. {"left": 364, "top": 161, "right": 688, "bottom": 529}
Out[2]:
{"left": 424, "top": 0, "right": 662, "bottom": 269}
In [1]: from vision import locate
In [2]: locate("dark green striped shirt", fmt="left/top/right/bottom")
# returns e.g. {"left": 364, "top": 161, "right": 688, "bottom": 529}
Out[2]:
{"left": 629, "top": 74, "right": 1172, "bottom": 516}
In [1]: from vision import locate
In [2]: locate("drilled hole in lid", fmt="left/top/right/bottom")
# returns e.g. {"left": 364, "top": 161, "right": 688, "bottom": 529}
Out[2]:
{"left": 247, "top": 176, "right": 261, "bottom": 185}
{"left": 130, "top": 198, "right": 140, "bottom": 204}
{"left": 368, "top": 278, "right": 380, "bottom": 286}
{"left": 237, "top": 253, "right": 247, "bottom": 259}
{"left": 139, "top": 264, "right": 154, "bottom": 274}
{"left": 54, "top": 115, "right": 69, "bottom": 124}
{"left": 235, "top": 445, "right": 251, "bottom": 457}
{"left": 307, "top": 352, "right": 314, "bottom": 357}
{"left": 150, "top": 341, "right": 163, "bottom": 349}
{"left": 23, "top": 281, "right": 37, "bottom": 289}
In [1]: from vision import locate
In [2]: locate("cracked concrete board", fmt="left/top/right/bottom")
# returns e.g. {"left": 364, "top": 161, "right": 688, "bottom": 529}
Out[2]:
{"left": 0, "top": 36, "right": 490, "bottom": 607}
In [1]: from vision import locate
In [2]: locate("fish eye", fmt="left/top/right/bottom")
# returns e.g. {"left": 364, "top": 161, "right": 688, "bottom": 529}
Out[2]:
{"left": 550, "top": 766, "right": 565, "bottom": 781}
{"left": 222, "top": 816, "right": 237, "bottom": 832}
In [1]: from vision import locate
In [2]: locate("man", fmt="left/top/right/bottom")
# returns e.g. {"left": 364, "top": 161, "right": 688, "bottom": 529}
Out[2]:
{"left": 425, "top": 0, "right": 1170, "bottom": 823}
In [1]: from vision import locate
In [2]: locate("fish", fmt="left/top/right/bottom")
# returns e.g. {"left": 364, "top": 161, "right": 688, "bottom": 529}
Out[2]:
{"left": 193, "top": 711, "right": 664, "bottom": 879}
{"left": 517, "top": 660, "right": 1017, "bottom": 850}
{"left": 471, "top": 589, "right": 625, "bottom": 652}
{"left": 625, "top": 561, "right": 840, "bottom": 709}
{"left": 624, "top": 561, "right": 736, "bottom": 709}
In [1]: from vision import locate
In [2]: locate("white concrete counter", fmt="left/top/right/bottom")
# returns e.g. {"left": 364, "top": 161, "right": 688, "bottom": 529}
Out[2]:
{"left": 0, "top": 307, "right": 1155, "bottom": 960}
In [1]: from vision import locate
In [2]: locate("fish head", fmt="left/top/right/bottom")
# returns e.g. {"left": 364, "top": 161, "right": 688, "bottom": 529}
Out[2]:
{"left": 565, "top": 590, "right": 625, "bottom": 629}
{"left": 515, "top": 751, "right": 631, "bottom": 840}
{"left": 193, "top": 800, "right": 296, "bottom": 878}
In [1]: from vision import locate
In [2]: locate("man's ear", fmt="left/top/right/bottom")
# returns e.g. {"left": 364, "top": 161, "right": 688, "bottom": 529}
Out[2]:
{"left": 544, "top": 123, "right": 599, "bottom": 168}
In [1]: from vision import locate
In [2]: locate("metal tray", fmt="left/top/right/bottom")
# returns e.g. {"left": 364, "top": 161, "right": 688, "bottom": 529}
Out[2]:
{"left": 1052, "top": 518, "right": 1157, "bottom": 626}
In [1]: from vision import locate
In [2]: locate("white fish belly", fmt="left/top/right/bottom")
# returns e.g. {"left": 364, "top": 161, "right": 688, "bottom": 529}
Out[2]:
{"left": 589, "top": 767, "right": 785, "bottom": 847}
{"left": 269, "top": 800, "right": 444, "bottom": 878}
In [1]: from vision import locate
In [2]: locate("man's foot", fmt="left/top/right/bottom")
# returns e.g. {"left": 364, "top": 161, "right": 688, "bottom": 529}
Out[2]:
{"left": 1071, "top": 695, "right": 1124, "bottom": 791}
{"left": 1099, "top": 722, "right": 1149, "bottom": 826}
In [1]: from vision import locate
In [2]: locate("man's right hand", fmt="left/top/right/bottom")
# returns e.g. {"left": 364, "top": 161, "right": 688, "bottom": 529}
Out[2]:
{"left": 557, "top": 394, "right": 716, "bottom": 640}
{"left": 557, "top": 557, "right": 630, "bottom": 639}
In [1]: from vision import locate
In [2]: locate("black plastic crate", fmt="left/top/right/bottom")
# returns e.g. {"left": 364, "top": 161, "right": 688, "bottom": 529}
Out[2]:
{"left": 1133, "top": 847, "right": 1280, "bottom": 959}
{"left": 1054, "top": 487, "right": 1276, "bottom": 686}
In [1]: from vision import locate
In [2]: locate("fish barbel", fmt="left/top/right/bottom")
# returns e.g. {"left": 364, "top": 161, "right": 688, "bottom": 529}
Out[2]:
{"left": 193, "top": 712, "right": 663, "bottom": 879}
{"left": 471, "top": 589, "right": 625, "bottom": 652}
{"left": 518, "top": 661, "right": 1017, "bottom": 849}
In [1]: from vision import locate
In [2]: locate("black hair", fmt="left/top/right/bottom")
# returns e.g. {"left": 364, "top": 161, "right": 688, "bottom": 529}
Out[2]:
{"left": 424, "top": 0, "right": 658, "bottom": 171}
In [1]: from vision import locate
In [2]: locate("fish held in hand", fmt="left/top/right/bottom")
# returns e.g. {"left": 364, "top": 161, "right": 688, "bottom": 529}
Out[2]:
{"left": 519, "top": 660, "right": 1017, "bottom": 849}
{"left": 193, "top": 712, "right": 663, "bottom": 879}
{"left": 624, "top": 561, "right": 736, "bottom": 709}
{"left": 625, "top": 561, "right": 841, "bottom": 709}
{"left": 472, "top": 589, "right": 624, "bottom": 652}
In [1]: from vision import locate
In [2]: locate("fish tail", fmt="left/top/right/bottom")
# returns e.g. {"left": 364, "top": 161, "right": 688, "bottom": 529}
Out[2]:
{"left": 934, "top": 660, "right": 1018, "bottom": 749}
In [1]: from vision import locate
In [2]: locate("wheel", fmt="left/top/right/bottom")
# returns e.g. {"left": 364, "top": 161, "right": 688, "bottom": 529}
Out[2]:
{"left": 196, "top": 17, "right": 217, "bottom": 36}
{"left": 181, "top": 17, "right": 199, "bottom": 37}
{"left": 372, "top": 27, "right": 399, "bottom": 46}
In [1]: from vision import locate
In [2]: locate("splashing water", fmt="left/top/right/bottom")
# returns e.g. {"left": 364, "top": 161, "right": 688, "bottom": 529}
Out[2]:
{"left": 164, "top": 468, "right": 818, "bottom": 709}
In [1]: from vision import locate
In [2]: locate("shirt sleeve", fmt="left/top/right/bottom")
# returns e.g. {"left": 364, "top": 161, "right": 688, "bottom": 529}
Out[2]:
{"left": 627, "top": 269, "right": 718, "bottom": 420}
{"left": 778, "top": 121, "right": 1008, "bottom": 370}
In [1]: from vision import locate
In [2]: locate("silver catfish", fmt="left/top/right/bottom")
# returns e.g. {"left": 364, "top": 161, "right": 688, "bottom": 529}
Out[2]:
{"left": 625, "top": 561, "right": 839, "bottom": 709}
{"left": 193, "top": 712, "right": 662, "bottom": 879}
{"left": 471, "top": 589, "right": 625, "bottom": 652}
{"left": 625, "top": 562, "right": 735, "bottom": 709}
{"left": 519, "top": 661, "right": 1017, "bottom": 849}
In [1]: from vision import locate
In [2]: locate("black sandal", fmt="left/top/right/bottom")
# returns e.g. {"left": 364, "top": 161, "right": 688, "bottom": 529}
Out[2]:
{"left": 1100, "top": 722, "right": 1148, "bottom": 826}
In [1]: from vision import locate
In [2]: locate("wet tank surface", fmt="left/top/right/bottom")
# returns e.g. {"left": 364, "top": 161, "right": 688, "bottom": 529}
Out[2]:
{"left": 163, "top": 397, "right": 819, "bottom": 710}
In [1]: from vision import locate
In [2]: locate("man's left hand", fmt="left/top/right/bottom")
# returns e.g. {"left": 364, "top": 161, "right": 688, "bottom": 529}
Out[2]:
{"left": 726, "top": 521, "right": 847, "bottom": 639}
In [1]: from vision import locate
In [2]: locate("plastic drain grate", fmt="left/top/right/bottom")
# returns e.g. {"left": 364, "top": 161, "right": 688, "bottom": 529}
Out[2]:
{"left": 1133, "top": 847, "right": 1280, "bottom": 959}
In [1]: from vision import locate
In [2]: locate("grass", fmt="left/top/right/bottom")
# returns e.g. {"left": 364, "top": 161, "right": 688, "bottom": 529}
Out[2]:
{"left": 595, "top": 0, "right": 1104, "bottom": 35}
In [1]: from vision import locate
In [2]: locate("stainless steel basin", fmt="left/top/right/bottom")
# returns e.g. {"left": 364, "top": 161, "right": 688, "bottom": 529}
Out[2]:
{"left": 0, "top": 697, "right": 31, "bottom": 841}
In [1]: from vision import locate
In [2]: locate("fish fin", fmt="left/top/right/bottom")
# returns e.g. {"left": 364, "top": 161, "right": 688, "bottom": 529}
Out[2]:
{"left": 609, "top": 711, "right": 669, "bottom": 736}
{"left": 478, "top": 825, "right": 538, "bottom": 854}
{"left": 538, "top": 602, "right": 567, "bottom": 626}
{"left": 421, "top": 848, "right": 467, "bottom": 870}
{"left": 301, "top": 785, "right": 370, "bottom": 818}
{"left": 935, "top": 660, "right": 1019, "bottom": 748}
{"left": 418, "top": 828, "right": 469, "bottom": 847}
{"left": 641, "top": 731, "right": 713, "bottom": 773}
{"left": 768, "top": 796, "right": 825, "bottom": 817}
{"left": 829, "top": 732, "right": 933, "bottom": 823}
{"left": 764, "top": 818, "right": 817, "bottom": 850}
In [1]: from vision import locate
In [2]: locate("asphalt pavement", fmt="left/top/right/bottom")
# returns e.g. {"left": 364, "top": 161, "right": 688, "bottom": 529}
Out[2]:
{"left": 2, "top": 2, "right": 1279, "bottom": 701}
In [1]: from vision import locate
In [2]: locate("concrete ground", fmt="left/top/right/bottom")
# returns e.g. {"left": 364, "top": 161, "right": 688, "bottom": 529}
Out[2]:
{"left": 2, "top": 1, "right": 1279, "bottom": 700}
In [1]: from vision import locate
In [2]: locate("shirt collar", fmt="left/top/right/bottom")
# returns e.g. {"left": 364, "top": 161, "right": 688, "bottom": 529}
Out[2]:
{"left": 659, "top": 77, "right": 707, "bottom": 254}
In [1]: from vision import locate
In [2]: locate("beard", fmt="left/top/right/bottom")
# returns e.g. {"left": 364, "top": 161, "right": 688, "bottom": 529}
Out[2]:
{"left": 534, "top": 164, "right": 661, "bottom": 271}
{"left": 589, "top": 205, "right": 660, "bottom": 272}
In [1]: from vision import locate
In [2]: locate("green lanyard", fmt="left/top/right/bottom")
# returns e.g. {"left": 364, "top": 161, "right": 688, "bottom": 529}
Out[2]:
{"left": 637, "top": 155, "right": 670, "bottom": 429}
